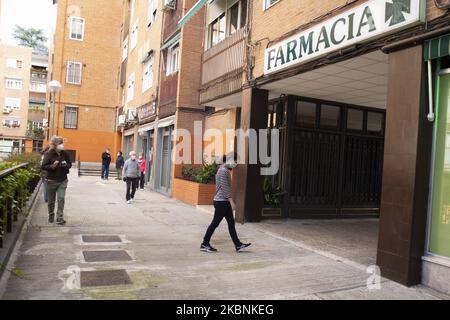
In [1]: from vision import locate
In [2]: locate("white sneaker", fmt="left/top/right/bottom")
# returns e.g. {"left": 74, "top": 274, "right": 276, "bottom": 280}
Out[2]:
{"left": 127, "top": 200, "right": 131, "bottom": 204}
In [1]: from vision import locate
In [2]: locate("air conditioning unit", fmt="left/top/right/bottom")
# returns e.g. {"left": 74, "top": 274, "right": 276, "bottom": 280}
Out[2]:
{"left": 127, "top": 108, "right": 137, "bottom": 121}
{"left": 163, "top": 0, "right": 176, "bottom": 11}
{"left": 118, "top": 115, "right": 126, "bottom": 126}
{"left": 2, "top": 107, "right": 12, "bottom": 114}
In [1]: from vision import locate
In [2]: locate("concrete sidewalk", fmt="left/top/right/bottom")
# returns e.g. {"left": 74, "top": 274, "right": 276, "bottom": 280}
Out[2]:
{"left": 0, "top": 172, "right": 448, "bottom": 300}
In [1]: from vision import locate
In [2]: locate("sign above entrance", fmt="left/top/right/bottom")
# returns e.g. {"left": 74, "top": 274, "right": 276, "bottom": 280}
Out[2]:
{"left": 264, "top": 0, "right": 425, "bottom": 75}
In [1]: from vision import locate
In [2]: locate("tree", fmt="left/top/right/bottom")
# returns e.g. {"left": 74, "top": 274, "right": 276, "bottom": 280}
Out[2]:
{"left": 12, "top": 25, "right": 48, "bottom": 54}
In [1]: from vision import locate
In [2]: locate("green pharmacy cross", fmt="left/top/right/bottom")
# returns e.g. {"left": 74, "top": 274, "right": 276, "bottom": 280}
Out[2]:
{"left": 385, "top": 0, "right": 411, "bottom": 26}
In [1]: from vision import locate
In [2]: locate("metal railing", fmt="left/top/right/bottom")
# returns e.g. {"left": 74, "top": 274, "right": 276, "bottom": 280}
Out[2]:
{"left": 0, "top": 163, "right": 39, "bottom": 249}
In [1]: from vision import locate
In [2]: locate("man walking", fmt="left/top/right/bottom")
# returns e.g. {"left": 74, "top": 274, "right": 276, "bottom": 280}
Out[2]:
{"left": 41, "top": 136, "right": 72, "bottom": 225}
{"left": 101, "top": 148, "right": 111, "bottom": 180}
{"left": 123, "top": 151, "right": 140, "bottom": 204}
{"left": 116, "top": 151, "right": 125, "bottom": 180}
{"left": 201, "top": 154, "right": 251, "bottom": 253}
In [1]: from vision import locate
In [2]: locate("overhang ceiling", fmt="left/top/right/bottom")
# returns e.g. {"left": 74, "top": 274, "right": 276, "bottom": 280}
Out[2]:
{"left": 263, "top": 50, "right": 389, "bottom": 109}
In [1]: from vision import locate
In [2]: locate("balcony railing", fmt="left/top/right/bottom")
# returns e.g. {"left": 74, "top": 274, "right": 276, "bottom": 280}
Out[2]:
{"left": 201, "top": 28, "right": 246, "bottom": 85}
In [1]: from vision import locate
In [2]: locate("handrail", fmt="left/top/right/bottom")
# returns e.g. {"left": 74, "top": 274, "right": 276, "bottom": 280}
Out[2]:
{"left": 0, "top": 162, "right": 33, "bottom": 249}
{"left": 77, "top": 156, "right": 81, "bottom": 177}
{"left": 0, "top": 163, "right": 29, "bottom": 179}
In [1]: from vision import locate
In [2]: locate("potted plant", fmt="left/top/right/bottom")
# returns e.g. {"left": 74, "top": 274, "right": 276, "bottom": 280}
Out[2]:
{"left": 262, "top": 177, "right": 286, "bottom": 218}
{"left": 173, "top": 161, "right": 219, "bottom": 206}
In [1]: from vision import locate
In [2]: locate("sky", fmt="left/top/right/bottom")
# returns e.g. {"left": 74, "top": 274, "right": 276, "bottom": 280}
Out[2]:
{"left": 1, "top": 0, "right": 57, "bottom": 47}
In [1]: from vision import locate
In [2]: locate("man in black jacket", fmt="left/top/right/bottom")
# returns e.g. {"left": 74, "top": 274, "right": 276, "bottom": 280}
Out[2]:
{"left": 41, "top": 136, "right": 72, "bottom": 225}
{"left": 101, "top": 148, "right": 111, "bottom": 180}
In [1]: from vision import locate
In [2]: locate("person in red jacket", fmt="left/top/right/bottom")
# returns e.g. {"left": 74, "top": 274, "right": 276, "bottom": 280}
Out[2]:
{"left": 138, "top": 153, "right": 147, "bottom": 190}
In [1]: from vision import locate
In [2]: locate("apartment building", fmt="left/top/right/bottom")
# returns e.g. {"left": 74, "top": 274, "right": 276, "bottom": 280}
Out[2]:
{"left": 48, "top": 0, "right": 123, "bottom": 162}
{"left": 27, "top": 53, "right": 49, "bottom": 153}
{"left": 118, "top": 0, "right": 163, "bottom": 186}
{"left": 118, "top": 0, "right": 205, "bottom": 195}
{"left": 0, "top": 44, "right": 32, "bottom": 156}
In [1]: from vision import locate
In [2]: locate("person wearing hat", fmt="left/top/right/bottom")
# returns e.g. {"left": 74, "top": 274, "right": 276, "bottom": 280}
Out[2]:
{"left": 41, "top": 136, "right": 72, "bottom": 225}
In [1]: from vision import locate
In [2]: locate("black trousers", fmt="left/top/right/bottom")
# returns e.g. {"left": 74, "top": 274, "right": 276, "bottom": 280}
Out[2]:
{"left": 139, "top": 172, "right": 145, "bottom": 189}
{"left": 126, "top": 177, "right": 139, "bottom": 201}
{"left": 203, "top": 201, "right": 241, "bottom": 247}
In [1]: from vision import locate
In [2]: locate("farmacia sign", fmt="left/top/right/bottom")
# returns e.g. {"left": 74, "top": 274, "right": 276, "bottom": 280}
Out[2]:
{"left": 264, "top": 0, "right": 424, "bottom": 74}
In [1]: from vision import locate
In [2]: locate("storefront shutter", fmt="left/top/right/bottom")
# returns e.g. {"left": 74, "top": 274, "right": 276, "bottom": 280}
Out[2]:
{"left": 424, "top": 34, "right": 450, "bottom": 61}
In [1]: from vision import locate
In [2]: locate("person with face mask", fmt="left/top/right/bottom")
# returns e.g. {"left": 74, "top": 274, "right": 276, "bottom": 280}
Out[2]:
{"left": 115, "top": 151, "right": 125, "bottom": 180}
{"left": 41, "top": 136, "right": 72, "bottom": 225}
{"left": 201, "top": 153, "right": 251, "bottom": 253}
{"left": 138, "top": 153, "right": 147, "bottom": 190}
{"left": 101, "top": 148, "right": 112, "bottom": 180}
{"left": 122, "top": 151, "right": 140, "bottom": 204}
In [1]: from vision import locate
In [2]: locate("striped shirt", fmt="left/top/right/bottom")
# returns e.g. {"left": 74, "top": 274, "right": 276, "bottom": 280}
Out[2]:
{"left": 214, "top": 165, "right": 232, "bottom": 201}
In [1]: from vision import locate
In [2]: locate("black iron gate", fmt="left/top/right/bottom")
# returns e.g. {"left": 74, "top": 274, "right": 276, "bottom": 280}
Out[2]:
{"left": 281, "top": 96, "right": 385, "bottom": 218}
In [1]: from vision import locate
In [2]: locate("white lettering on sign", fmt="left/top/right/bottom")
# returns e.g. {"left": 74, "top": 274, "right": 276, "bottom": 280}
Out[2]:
{"left": 264, "top": 0, "right": 424, "bottom": 75}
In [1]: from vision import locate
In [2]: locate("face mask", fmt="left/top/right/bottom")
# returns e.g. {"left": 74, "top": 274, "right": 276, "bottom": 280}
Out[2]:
{"left": 56, "top": 144, "right": 65, "bottom": 151}
{"left": 227, "top": 163, "right": 237, "bottom": 170}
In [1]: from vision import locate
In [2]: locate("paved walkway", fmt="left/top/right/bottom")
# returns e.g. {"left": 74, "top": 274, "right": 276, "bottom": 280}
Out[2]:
{"left": 0, "top": 172, "right": 448, "bottom": 300}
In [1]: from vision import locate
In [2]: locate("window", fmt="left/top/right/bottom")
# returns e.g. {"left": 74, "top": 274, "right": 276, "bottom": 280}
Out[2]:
{"left": 367, "top": 112, "right": 384, "bottom": 135}
{"left": 28, "top": 121, "right": 43, "bottom": 130}
{"left": 130, "top": 21, "right": 138, "bottom": 51}
{"left": 209, "top": 13, "right": 226, "bottom": 47}
{"left": 347, "top": 109, "right": 364, "bottom": 131}
{"left": 30, "top": 81, "right": 47, "bottom": 93}
{"left": 147, "top": 0, "right": 157, "bottom": 26}
{"left": 263, "top": 0, "right": 280, "bottom": 10}
{"left": 142, "top": 57, "right": 154, "bottom": 92}
{"left": 296, "top": 101, "right": 316, "bottom": 128}
{"left": 320, "top": 104, "right": 340, "bottom": 129}
{"left": 227, "top": 0, "right": 247, "bottom": 35}
{"left": 64, "top": 106, "right": 78, "bottom": 129}
{"left": 7, "top": 58, "right": 23, "bottom": 69}
{"left": 66, "top": 61, "right": 82, "bottom": 85}
{"left": 122, "top": 37, "right": 129, "bottom": 62}
{"left": 2, "top": 118, "right": 20, "bottom": 128}
{"left": 5, "top": 78, "right": 23, "bottom": 90}
{"left": 127, "top": 73, "right": 135, "bottom": 102}
{"left": 5, "top": 97, "right": 21, "bottom": 110}
{"left": 33, "top": 140, "right": 44, "bottom": 153}
{"left": 69, "top": 16, "right": 85, "bottom": 40}
{"left": 166, "top": 43, "right": 179, "bottom": 75}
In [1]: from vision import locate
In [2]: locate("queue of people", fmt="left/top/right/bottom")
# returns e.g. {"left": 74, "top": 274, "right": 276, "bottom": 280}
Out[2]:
{"left": 39, "top": 142, "right": 251, "bottom": 252}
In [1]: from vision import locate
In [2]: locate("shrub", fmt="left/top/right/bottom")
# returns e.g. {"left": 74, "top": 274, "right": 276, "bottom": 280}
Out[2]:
{"left": 5, "top": 152, "right": 42, "bottom": 172}
{"left": 263, "top": 177, "right": 286, "bottom": 206}
{"left": 181, "top": 161, "right": 219, "bottom": 184}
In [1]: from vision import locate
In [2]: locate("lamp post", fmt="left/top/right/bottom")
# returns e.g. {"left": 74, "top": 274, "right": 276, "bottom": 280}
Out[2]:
{"left": 48, "top": 80, "right": 62, "bottom": 138}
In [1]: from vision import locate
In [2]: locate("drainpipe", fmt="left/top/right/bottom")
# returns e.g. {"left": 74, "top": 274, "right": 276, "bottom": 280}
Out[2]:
{"left": 427, "top": 60, "right": 435, "bottom": 122}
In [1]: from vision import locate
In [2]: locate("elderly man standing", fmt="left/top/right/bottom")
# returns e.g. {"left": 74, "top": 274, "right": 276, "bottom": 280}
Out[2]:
{"left": 41, "top": 136, "right": 72, "bottom": 225}
{"left": 122, "top": 151, "right": 140, "bottom": 204}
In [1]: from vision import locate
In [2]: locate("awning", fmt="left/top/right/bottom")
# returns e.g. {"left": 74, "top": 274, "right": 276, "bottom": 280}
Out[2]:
{"left": 124, "top": 129, "right": 135, "bottom": 137}
{"left": 157, "top": 115, "right": 175, "bottom": 128}
{"left": 177, "top": 0, "right": 209, "bottom": 29}
{"left": 138, "top": 122, "right": 155, "bottom": 133}
{"left": 160, "top": 33, "right": 181, "bottom": 51}
{"left": 424, "top": 34, "right": 450, "bottom": 61}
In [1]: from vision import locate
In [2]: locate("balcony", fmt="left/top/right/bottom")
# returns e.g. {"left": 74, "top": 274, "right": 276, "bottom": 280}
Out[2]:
{"left": 200, "top": 28, "right": 246, "bottom": 104}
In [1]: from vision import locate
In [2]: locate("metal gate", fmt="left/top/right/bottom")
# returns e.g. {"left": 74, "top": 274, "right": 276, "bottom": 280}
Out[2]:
{"left": 285, "top": 97, "right": 385, "bottom": 217}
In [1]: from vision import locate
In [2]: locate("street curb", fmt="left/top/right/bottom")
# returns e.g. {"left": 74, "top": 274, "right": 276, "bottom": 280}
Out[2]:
{"left": 0, "top": 179, "right": 42, "bottom": 284}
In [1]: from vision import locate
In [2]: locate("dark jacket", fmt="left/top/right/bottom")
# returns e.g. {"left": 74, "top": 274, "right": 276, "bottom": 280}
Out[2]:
{"left": 102, "top": 152, "right": 112, "bottom": 165}
{"left": 116, "top": 155, "right": 125, "bottom": 169}
{"left": 41, "top": 149, "right": 72, "bottom": 182}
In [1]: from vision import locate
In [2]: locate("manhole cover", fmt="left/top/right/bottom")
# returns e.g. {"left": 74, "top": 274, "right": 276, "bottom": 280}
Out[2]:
{"left": 80, "top": 269, "right": 131, "bottom": 287}
{"left": 82, "top": 235, "right": 122, "bottom": 243}
{"left": 83, "top": 250, "right": 132, "bottom": 262}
